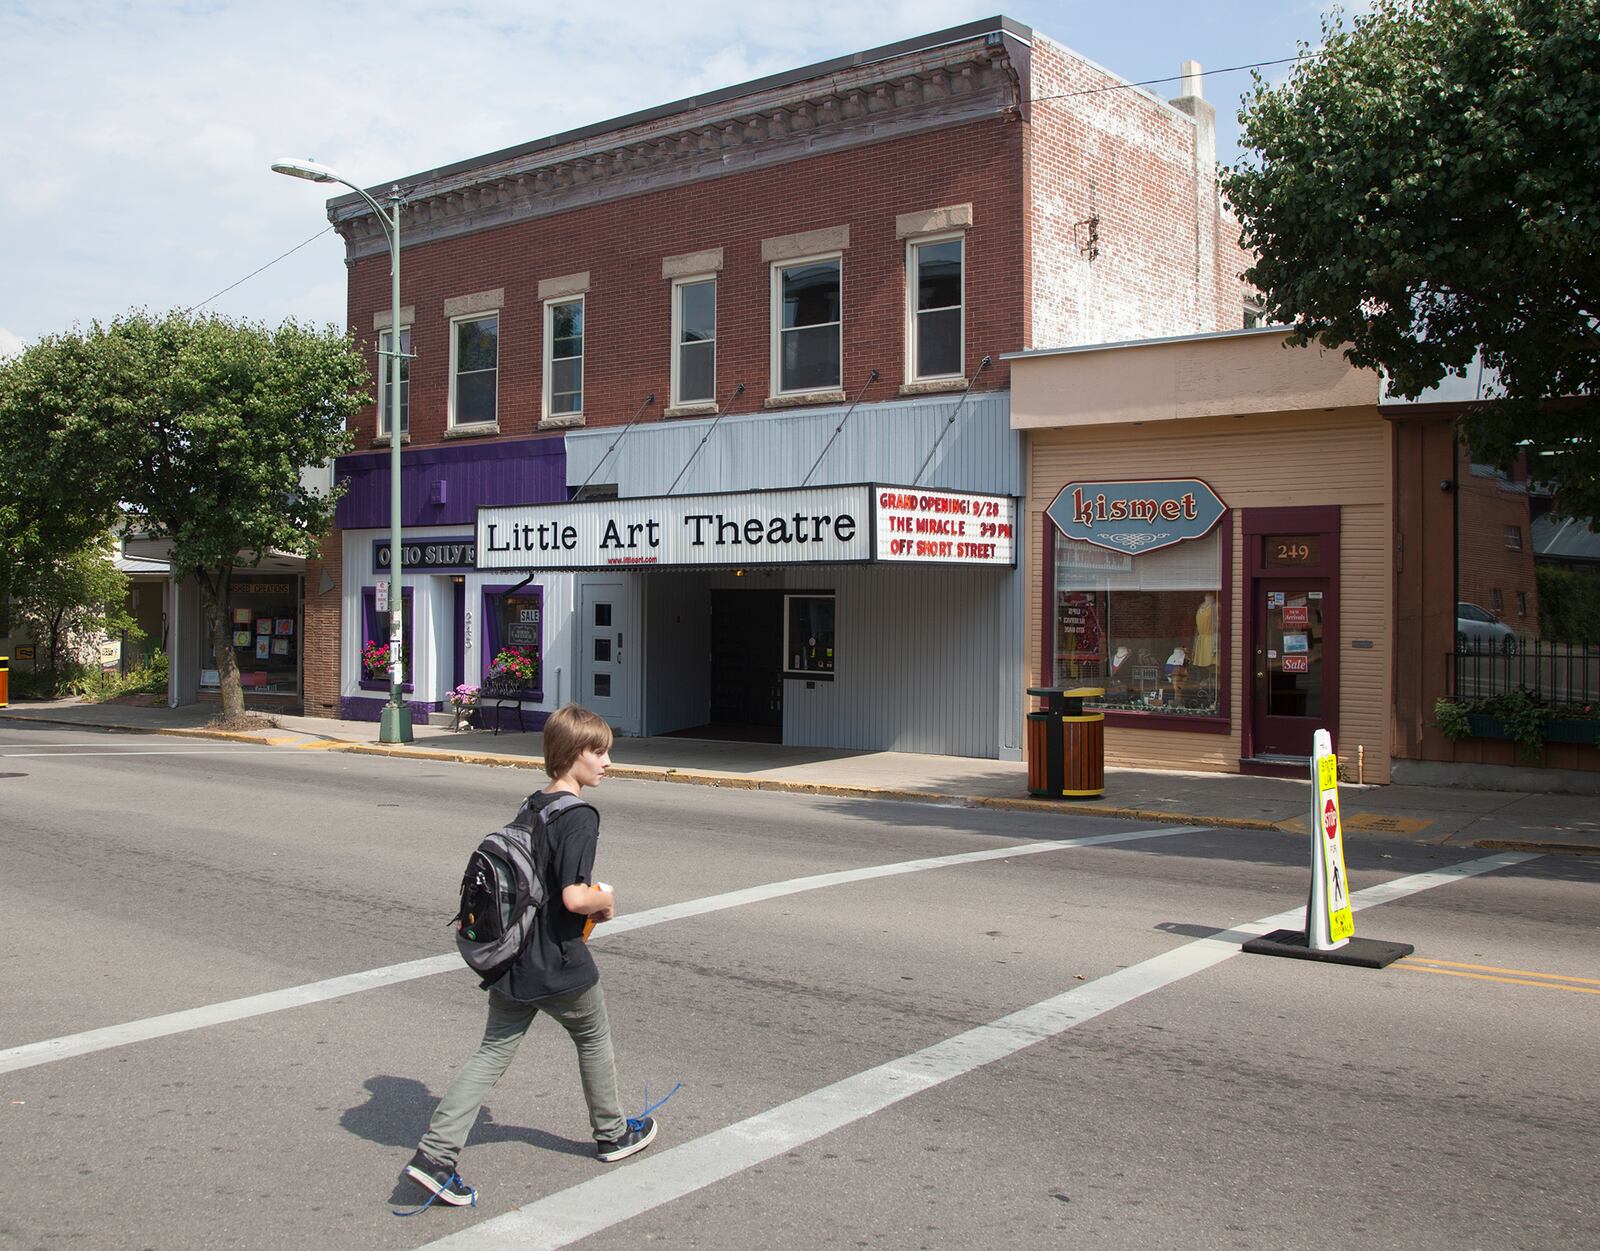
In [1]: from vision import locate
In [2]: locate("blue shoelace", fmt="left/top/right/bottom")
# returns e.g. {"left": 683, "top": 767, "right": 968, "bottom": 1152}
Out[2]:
{"left": 627, "top": 1081, "right": 682, "bottom": 1132}
{"left": 393, "top": 1170, "right": 477, "bottom": 1217}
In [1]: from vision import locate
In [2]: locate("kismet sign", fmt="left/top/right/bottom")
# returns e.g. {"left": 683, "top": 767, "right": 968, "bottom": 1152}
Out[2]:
{"left": 1047, "top": 479, "right": 1226, "bottom": 555}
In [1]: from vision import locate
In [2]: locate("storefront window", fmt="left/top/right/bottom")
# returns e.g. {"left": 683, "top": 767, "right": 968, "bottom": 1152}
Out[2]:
{"left": 360, "top": 587, "right": 413, "bottom": 690}
{"left": 1053, "top": 532, "right": 1221, "bottom": 716}
{"left": 784, "top": 594, "right": 835, "bottom": 678}
{"left": 483, "top": 586, "right": 543, "bottom": 698}
{"left": 203, "top": 577, "right": 300, "bottom": 695}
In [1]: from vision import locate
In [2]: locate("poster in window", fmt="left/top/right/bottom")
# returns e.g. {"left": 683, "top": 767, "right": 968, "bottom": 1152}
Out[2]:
{"left": 275, "top": 618, "right": 294, "bottom": 636}
{"left": 1283, "top": 633, "right": 1309, "bottom": 654}
{"left": 232, "top": 607, "right": 251, "bottom": 626}
{"left": 233, "top": 630, "right": 251, "bottom": 648}
{"left": 272, "top": 638, "right": 289, "bottom": 656}
{"left": 1058, "top": 591, "right": 1103, "bottom": 660}
{"left": 255, "top": 637, "right": 270, "bottom": 659}
{"left": 256, "top": 618, "right": 272, "bottom": 636}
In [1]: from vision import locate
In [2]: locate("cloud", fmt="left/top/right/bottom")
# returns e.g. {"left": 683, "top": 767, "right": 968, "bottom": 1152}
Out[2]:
{"left": 0, "top": 326, "right": 24, "bottom": 360}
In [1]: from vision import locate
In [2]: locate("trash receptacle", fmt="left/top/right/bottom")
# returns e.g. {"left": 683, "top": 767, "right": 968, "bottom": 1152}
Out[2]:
{"left": 1026, "top": 686, "right": 1105, "bottom": 799}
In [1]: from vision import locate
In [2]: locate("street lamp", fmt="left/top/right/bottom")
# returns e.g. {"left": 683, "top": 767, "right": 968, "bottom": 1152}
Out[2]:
{"left": 273, "top": 157, "right": 413, "bottom": 743}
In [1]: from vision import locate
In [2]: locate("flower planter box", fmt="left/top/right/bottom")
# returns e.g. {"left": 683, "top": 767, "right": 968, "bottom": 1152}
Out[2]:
{"left": 1545, "top": 718, "right": 1600, "bottom": 746}
{"left": 1464, "top": 714, "right": 1598, "bottom": 746}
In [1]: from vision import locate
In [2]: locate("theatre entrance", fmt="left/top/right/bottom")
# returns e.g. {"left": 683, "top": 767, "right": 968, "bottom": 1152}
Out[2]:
{"left": 696, "top": 589, "right": 784, "bottom": 742}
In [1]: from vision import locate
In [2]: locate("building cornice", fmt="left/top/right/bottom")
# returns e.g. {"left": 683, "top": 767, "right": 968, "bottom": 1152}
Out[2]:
{"left": 331, "top": 34, "right": 1026, "bottom": 261}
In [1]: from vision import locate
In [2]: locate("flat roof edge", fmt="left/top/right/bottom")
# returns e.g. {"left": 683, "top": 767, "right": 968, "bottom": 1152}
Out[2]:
{"left": 1002, "top": 325, "right": 1294, "bottom": 361}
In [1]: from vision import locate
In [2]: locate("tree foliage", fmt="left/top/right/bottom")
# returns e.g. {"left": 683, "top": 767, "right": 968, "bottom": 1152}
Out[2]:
{"left": 0, "top": 310, "right": 365, "bottom": 714}
{"left": 10, "top": 539, "right": 139, "bottom": 678}
{"left": 1224, "top": 0, "right": 1600, "bottom": 518}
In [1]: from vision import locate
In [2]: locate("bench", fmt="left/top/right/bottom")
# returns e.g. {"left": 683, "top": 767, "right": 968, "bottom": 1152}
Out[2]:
{"left": 481, "top": 674, "right": 528, "bottom": 735}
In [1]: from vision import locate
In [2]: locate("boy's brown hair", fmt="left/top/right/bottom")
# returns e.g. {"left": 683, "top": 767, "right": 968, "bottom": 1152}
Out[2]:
{"left": 542, "top": 703, "right": 613, "bottom": 780}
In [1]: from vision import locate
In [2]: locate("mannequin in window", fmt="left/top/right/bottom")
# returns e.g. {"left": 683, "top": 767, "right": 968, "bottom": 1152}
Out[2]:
{"left": 1192, "top": 592, "right": 1217, "bottom": 669}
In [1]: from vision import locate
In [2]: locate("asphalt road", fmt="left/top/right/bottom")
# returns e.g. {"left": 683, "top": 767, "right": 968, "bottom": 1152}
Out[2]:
{"left": 1, "top": 721, "right": 1596, "bottom": 1250}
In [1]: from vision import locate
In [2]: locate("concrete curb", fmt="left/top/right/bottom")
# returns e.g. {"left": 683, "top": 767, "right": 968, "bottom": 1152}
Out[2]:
{"left": 6, "top": 710, "right": 1595, "bottom": 857}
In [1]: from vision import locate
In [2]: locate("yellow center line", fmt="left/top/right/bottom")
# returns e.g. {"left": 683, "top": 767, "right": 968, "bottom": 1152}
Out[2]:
{"left": 1395, "top": 965, "right": 1600, "bottom": 996}
{"left": 1404, "top": 958, "right": 1600, "bottom": 987}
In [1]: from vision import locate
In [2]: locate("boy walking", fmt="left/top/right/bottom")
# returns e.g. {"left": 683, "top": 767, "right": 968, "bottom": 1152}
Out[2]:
{"left": 401, "top": 703, "right": 657, "bottom": 1206}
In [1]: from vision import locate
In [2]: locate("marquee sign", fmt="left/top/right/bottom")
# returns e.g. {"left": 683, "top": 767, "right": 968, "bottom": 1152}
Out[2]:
{"left": 476, "top": 485, "right": 1016, "bottom": 572}
{"left": 1046, "top": 478, "right": 1225, "bottom": 555}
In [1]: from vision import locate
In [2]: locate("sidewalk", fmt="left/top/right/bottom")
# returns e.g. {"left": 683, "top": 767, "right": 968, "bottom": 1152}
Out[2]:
{"left": 4, "top": 698, "right": 1597, "bottom": 856}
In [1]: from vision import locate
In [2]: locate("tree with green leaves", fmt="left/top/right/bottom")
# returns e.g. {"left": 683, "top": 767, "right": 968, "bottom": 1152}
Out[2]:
{"left": 1224, "top": 0, "right": 1600, "bottom": 518}
{"left": 0, "top": 311, "right": 365, "bottom": 717}
{"left": 10, "top": 538, "right": 140, "bottom": 681}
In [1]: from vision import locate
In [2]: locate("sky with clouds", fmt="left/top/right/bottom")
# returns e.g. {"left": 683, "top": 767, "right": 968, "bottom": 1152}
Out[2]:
{"left": 0, "top": 1, "right": 1352, "bottom": 357}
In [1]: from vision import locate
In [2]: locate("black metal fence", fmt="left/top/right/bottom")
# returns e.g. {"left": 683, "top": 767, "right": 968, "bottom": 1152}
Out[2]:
{"left": 1451, "top": 640, "right": 1600, "bottom": 707}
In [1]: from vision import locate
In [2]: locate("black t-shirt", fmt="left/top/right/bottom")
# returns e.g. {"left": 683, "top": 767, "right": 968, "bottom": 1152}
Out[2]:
{"left": 490, "top": 791, "right": 601, "bottom": 1002}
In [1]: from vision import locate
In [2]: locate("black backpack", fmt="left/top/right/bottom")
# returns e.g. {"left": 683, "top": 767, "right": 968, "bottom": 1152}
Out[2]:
{"left": 452, "top": 791, "right": 589, "bottom": 981}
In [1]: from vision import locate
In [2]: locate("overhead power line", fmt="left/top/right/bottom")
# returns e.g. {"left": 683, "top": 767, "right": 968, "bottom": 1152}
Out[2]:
{"left": 185, "top": 224, "right": 338, "bottom": 315}
{"left": 1029, "top": 51, "right": 1319, "bottom": 106}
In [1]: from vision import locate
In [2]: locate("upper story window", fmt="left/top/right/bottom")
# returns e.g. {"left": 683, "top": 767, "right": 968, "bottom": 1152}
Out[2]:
{"left": 672, "top": 277, "right": 716, "bottom": 406}
{"left": 377, "top": 327, "right": 410, "bottom": 437}
{"left": 450, "top": 314, "right": 498, "bottom": 427}
{"left": 907, "top": 236, "right": 963, "bottom": 380}
{"left": 1504, "top": 524, "right": 1523, "bottom": 551}
{"left": 772, "top": 256, "right": 841, "bottom": 394}
{"left": 545, "top": 296, "right": 584, "bottom": 418}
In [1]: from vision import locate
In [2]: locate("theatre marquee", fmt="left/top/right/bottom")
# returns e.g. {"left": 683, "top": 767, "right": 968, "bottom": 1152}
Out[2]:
{"left": 475, "top": 485, "right": 1015, "bottom": 572}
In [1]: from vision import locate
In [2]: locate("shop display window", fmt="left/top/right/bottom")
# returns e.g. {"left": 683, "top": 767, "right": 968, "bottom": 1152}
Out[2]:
{"left": 203, "top": 577, "right": 300, "bottom": 695}
{"left": 360, "top": 587, "right": 413, "bottom": 691}
{"left": 784, "top": 593, "right": 835, "bottom": 679}
{"left": 483, "top": 586, "right": 543, "bottom": 699}
{"left": 1053, "top": 532, "right": 1221, "bottom": 716}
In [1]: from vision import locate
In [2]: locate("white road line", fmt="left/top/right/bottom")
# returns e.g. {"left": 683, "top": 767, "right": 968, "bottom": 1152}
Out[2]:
{"left": 0, "top": 824, "right": 1204, "bottom": 1075}
{"left": 420, "top": 851, "right": 1540, "bottom": 1251}
{"left": 0, "top": 747, "right": 267, "bottom": 758}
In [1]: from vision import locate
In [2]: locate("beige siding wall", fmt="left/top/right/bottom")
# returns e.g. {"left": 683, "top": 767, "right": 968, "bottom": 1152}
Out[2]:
{"left": 1026, "top": 409, "right": 1393, "bottom": 779}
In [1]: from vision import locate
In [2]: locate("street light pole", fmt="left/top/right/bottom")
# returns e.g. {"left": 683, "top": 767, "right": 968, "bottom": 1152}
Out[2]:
{"left": 272, "top": 157, "right": 413, "bottom": 743}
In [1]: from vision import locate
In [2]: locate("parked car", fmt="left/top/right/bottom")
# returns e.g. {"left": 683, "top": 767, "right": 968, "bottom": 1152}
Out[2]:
{"left": 1456, "top": 601, "right": 1517, "bottom": 653}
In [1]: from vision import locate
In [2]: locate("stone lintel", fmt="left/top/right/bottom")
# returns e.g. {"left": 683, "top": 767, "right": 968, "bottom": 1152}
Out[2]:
{"left": 537, "top": 272, "right": 591, "bottom": 301}
{"left": 762, "top": 226, "right": 850, "bottom": 263}
{"left": 662, "top": 249, "right": 725, "bottom": 280}
{"left": 895, "top": 203, "right": 974, "bottom": 238}
{"left": 372, "top": 306, "right": 416, "bottom": 332}
{"left": 443, "top": 290, "right": 504, "bottom": 319}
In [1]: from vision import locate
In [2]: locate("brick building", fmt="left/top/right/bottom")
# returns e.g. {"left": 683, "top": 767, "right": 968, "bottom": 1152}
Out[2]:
{"left": 304, "top": 16, "right": 1250, "bottom": 757}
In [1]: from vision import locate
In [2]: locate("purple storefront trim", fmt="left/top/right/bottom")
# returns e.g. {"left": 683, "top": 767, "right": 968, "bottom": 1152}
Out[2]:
{"left": 341, "top": 696, "right": 444, "bottom": 723}
{"left": 334, "top": 433, "right": 568, "bottom": 530}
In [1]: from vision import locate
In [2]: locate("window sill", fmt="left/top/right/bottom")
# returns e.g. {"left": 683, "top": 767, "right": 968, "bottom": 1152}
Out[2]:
{"left": 371, "top": 433, "right": 412, "bottom": 447}
{"left": 664, "top": 402, "right": 719, "bottom": 419}
{"left": 899, "top": 378, "right": 967, "bottom": 396}
{"left": 764, "top": 389, "right": 846, "bottom": 410}
{"left": 537, "top": 414, "right": 585, "bottom": 430}
{"left": 1101, "top": 711, "right": 1231, "bottom": 735}
{"left": 444, "top": 423, "right": 500, "bottom": 439}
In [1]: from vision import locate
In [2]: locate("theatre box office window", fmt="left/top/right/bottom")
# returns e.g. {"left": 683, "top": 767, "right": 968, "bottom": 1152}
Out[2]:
{"left": 1046, "top": 480, "right": 1226, "bottom": 721}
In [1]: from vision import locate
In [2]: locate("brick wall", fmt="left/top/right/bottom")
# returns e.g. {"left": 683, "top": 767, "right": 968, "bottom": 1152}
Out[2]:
{"left": 1025, "top": 35, "right": 1250, "bottom": 347}
{"left": 345, "top": 118, "right": 1027, "bottom": 447}
{"left": 302, "top": 535, "right": 341, "bottom": 716}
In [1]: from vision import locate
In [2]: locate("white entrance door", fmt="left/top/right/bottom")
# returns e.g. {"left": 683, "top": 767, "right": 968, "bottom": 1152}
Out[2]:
{"left": 579, "top": 580, "right": 631, "bottom": 730}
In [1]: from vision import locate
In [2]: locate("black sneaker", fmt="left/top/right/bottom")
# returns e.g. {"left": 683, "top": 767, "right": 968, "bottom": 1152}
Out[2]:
{"left": 401, "top": 1149, "right": 476, "bottom": 1206}
{"left": 597, "top": 1116, "right": 658, "bottom": 1162}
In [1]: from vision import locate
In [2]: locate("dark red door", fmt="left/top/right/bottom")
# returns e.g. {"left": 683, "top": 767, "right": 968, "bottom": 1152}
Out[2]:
{"left": 1251, "top": 578, "right": 1334, "bottom": 757}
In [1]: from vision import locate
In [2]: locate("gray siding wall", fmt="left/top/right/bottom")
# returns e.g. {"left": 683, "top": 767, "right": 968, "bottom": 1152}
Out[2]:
{"left": 776, "top": 562, "right": 1020, "bottom": 759}
{"left": 567, "top": 392, "right": 1020, "bottom": 497}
